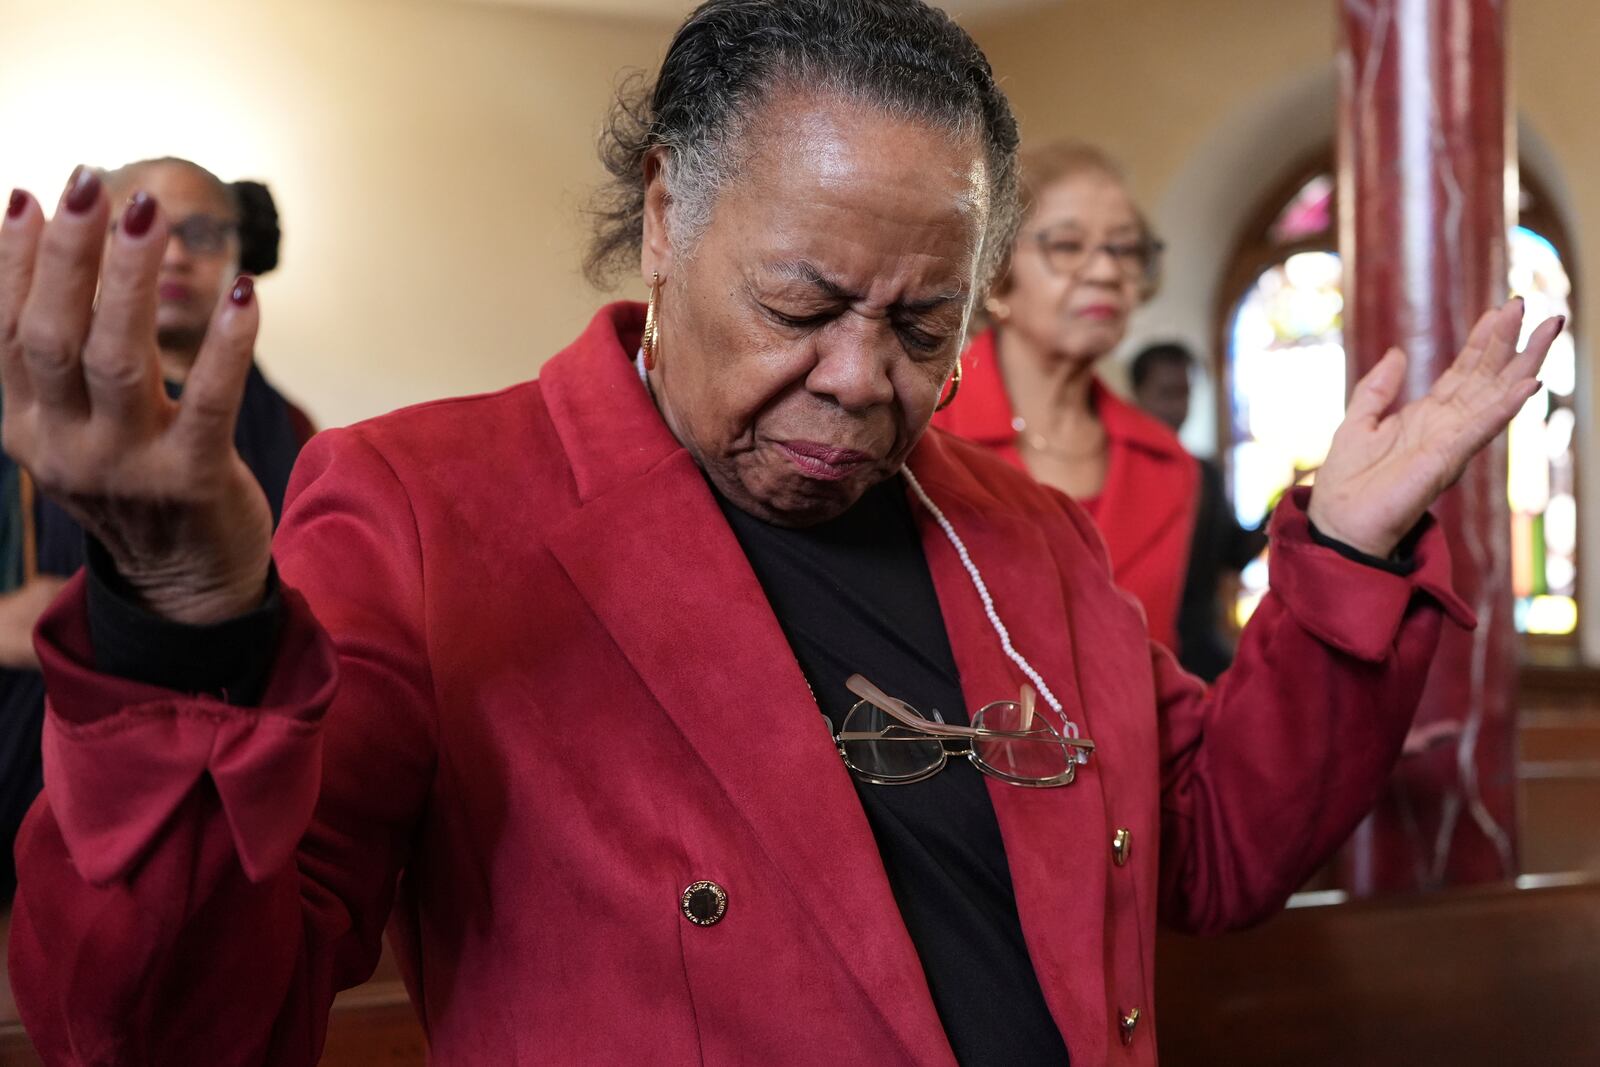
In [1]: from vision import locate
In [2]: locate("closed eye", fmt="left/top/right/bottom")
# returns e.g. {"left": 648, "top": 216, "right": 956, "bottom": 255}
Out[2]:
{"left": 896, "top": 325, "right": 946, "bottom": 354}
{"left": 762, "top": 304, "right": 836, "bottom": 330}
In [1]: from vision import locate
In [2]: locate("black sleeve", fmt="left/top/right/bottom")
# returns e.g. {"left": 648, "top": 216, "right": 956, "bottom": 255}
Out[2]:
{"left": 1306, "top": 521, "right": 1421, "bottom": 578}
{"left": 84, "top": 539, "right": 284, "bottom": 706}
{"left": 1205, "top": 462, "right": 1269, "bottom": 570}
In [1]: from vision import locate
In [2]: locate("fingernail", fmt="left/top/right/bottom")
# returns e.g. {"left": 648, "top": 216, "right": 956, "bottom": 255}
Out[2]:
{"left": 120, "top": 192, "right": 156, "bottom": 239}
{"left": 230, "top": 275, "right": 255, "bottom": 306}
{"left": 5, "top": 190, "right": 26, "bottom": 220}
{"left": 1557, "top": 315, "right": 1568, "bottom": 331}
{"left": 63, "top": 166, "right": 101, "bottom": 214}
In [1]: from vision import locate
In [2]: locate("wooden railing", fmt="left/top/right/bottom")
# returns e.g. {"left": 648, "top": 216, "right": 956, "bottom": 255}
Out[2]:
{"left": 1519, "top": 666, "right": 1600, "bottom": 876}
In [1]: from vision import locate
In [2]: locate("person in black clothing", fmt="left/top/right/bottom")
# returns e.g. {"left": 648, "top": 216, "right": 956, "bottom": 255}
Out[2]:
{"left": 0, "top": 158, "right": 312, "bottom": 901}
{"left": 1130, "top": 342, "right": 1268, "bottom": 681}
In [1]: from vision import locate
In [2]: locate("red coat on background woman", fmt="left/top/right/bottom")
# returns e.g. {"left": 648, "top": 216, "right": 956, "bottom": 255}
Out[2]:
{"left": 934, "top": 328, "right": 1197, "bottom": 649}
{"left": 932, "top": 143, "right": 1200, "bottom": 653}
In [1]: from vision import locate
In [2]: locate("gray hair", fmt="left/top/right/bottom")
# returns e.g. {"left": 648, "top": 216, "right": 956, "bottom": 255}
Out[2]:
{"left": 584, "top": 0, "right": 1021, "bottom": 295}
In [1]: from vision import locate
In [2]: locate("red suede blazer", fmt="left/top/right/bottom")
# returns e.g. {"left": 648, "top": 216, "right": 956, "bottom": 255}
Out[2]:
{"left": 933, "top": 329, "right": 1200, "bottom": 650}
{"left": 10, "top": 304, "right": 1471, "bottom": 1066}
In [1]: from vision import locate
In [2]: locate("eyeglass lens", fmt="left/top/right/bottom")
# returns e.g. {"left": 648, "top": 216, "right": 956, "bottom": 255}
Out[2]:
{"left": 110, "top": 213, "right": 236, "bottom": 256}
{"left": 839, "top": 700, "right": 947, "bottom": 783}
{"left": 169, "top": 216, "right": 236, "bottom": 255}
{"left": 1035, "top": 232, "right": 1159, "bottom": 281}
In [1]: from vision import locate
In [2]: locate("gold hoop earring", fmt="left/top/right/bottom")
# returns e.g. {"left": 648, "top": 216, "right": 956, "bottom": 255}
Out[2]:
{"left": 935, "top": 359, "right": 962, "bottom": 412}
{"left": 642, "top": 271, "right": 662, "bottom": 371}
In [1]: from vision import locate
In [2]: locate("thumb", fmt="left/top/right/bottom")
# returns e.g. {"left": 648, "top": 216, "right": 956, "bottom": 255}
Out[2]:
{"left": 1345, "top": 346, "right": 1406, "bottom": 424}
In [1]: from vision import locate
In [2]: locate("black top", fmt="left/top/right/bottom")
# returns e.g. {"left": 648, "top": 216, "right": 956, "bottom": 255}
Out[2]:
{"left": 714, "top": 477, "right": 1070, "bottom": 1066}
{"left": 1176, "top": 458, "right": 1269, "bottom": 681}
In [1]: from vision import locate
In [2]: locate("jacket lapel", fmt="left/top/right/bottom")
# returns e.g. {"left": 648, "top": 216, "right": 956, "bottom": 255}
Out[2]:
{"left": 908, "top": 439, "right": 1111, "bottom": 1064}
{"left": 541, "top": 305, "right": 955, "bottom": 1066}
{"left": 1092, "top": 382, "right": 1195, "bottom": 578}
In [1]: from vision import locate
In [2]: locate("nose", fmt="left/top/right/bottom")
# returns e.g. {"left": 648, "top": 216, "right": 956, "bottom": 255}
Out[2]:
{"left": 1078, "top": 244, "right": 1124, "bottom": 286}
{"left": 806, "top": 317, "right": 897, "bottom": 413}
{"left": 161, "top": 232, "right": 193, "bottom": 271}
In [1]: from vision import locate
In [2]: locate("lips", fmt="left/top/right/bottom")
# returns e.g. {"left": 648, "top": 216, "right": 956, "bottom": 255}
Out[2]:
{"left": 777, "top": 440, "right": 874, "bottom": 482}
{"left": 159, "top": 283, "right": 192, "bottom": 303}
{"left": 1075, "top": 304, "right": 1122, "bottom": 320}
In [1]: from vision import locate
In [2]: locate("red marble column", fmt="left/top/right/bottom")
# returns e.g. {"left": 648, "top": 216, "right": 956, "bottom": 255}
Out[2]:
{"left": 1335, "top": 0, "right": 1518, "bottom": 894}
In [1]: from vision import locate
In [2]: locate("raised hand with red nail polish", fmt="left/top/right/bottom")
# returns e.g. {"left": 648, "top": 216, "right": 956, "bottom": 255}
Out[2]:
{"left": 0, "top": 167, "right": 272, "bottom": 624}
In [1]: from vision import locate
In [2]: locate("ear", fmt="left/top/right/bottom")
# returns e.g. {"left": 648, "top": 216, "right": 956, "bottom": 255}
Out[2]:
{"left": 640, "top": 147, "right": 676, "bottom": 284}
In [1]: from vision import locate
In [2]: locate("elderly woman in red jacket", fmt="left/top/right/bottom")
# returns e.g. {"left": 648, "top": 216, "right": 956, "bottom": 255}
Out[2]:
{"left": 933, "top": 142, "right": 1197, "bottom": 650}
{"left": 0, "top": 2, "right": 1557, "bottom": 1064}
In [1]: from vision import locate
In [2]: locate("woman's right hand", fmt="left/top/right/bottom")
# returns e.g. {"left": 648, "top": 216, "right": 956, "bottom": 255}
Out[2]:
{"left": 1, "top": 169, "right": 273, "bottom": 625}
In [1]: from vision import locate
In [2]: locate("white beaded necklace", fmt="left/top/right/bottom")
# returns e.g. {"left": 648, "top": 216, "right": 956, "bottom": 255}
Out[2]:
{"left": 634, "top": 349, "right": 1084, "bottom": 755}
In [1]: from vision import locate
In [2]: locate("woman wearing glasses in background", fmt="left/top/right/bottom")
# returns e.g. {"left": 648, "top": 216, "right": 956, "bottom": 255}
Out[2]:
{"left": 934, "top": 143, "right": 1195, "bottom": 651}
{"left": 0, "top": 156, "right": 311, "bottom": 903}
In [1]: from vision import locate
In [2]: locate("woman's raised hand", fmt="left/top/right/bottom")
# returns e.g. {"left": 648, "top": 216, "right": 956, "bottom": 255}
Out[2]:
{"left": 1, "top": 169, "right": 273, "bottom": 624}
{"left": 1308, "top": 299, "right": 1564, "bottom": 559}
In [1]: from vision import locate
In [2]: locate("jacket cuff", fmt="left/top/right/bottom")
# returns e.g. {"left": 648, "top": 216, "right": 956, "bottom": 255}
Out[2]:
{"left": 1268, "top": 487, "right": 1476, "bottom": 662}
{"left": 33, "top": 572, "right": 339, "bottom": 884}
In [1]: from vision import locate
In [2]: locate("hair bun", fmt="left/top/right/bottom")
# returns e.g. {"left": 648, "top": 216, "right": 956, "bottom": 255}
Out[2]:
{"left": 232, "top": 180, "right": 281, "bottom": 275}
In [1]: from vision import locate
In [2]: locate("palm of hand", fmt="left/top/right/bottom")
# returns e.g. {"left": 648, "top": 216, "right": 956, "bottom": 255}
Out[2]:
{"left": 1309, "top": 301, "right": 1564, "bottom": 558}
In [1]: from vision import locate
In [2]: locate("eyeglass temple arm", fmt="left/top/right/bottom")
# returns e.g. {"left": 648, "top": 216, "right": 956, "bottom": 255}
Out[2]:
{"left": 844, "top": 674, "right": 984, "bottom": 739}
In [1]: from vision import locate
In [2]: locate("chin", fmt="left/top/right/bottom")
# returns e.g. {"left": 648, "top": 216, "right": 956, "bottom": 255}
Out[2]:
{"left": 1063, "top": 328, "right": 1124, "bottom": 364}
{"left": 728, "top": 461, "right": 885, "bottom": 528}
{"left": 156, "top": 319, "right": 209, "bottom": 352}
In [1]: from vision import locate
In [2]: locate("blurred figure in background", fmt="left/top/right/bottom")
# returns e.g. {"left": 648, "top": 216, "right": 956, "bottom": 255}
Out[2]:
{"left": 0, "top": 157, "right": 313, "bottom": 901}
{"left": 1130, "top": 341, "right": 1267, "bottom": 681}
{"left": 933, "top": 141, "right": 1198, "bottom": 650}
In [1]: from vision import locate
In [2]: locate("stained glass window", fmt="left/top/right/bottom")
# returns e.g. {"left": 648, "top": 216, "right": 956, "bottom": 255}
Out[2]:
{"left": 1269, "top": 173, "right": 1335, "bottom": 244}
{"left": 1225, "top": 181, "right": 1579, "bottom": 637}
{"left": 1507, "top": 225, "right": 1578, "bottom": 635}
{"left": 1228, "top": 251, "right": 1347, "bottom": 625}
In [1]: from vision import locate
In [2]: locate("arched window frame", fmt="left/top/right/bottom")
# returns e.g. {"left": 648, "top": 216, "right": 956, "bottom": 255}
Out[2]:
{"left": 1214, "top": 146, "right": 1583, "bottom": 652}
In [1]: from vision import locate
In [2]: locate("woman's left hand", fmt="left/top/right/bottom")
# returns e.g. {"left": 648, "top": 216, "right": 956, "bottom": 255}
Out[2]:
{"left": 1308, "top": 299, "right": 1565, "bottom": 559}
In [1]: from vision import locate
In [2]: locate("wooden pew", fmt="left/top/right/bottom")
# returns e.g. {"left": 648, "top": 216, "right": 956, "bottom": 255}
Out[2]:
{"left": 1519, "top": 666, "right": 1600, "bottom": 876}
{"left": 1156, "top": 876, "right": 1600, "bottom": 1066}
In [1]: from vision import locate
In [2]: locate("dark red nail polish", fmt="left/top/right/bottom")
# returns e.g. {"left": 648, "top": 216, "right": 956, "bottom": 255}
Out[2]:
{"left": 6, "top": 190, "right": 26, "bottom": 220}
{"left": 230, "top": 276, "right": 255, "bottom": 306}
{"left": 121, "top": 192, "right": 155, "bottom": 238}
{"left": 63, "top": 166, "right": 101, "bottom": 214}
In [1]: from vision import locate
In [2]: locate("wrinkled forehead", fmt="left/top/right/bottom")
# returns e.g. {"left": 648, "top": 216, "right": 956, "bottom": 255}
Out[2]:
{"left": 749, "top": 92, "right": 989, "bottom": 217}
{"left": 711, "top": 92, "right": 992, "bottom": 298}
